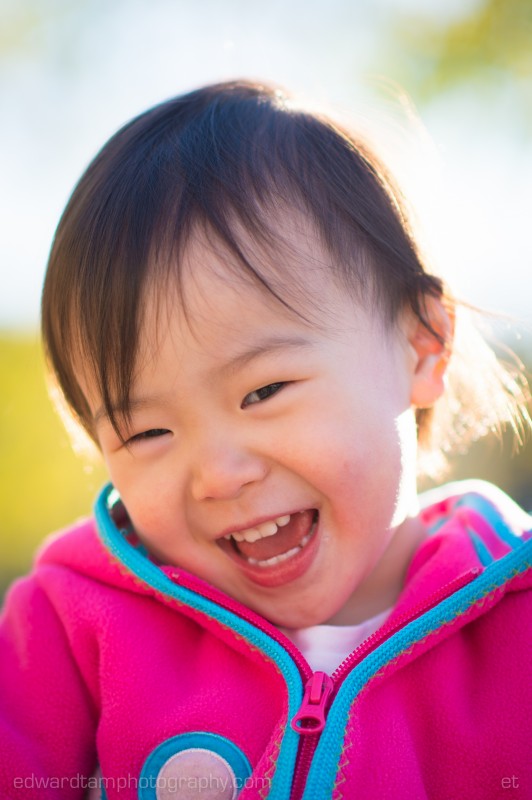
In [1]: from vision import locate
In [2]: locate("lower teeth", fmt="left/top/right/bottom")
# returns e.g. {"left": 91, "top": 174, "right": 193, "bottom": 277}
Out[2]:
{"left": 246, "top": 521, "right": 316, "bottom": 568}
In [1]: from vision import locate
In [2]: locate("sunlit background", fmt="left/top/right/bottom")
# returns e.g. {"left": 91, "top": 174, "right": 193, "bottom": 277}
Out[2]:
{"left": 2, "top": 0, "right": 532, "bottom": 594}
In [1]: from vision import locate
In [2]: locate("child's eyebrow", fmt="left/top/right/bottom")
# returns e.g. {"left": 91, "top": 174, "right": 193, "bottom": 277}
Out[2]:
{"left": 218, "top": 335, "right": 315, "bottom": 376}
{"left": 93, "top": 397, "right": 163, "bottom": 427}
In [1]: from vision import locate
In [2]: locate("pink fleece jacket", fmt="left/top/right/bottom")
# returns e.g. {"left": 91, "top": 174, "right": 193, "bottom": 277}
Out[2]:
{"left": 0, "top": 479, "right": 531, "bottom": 799}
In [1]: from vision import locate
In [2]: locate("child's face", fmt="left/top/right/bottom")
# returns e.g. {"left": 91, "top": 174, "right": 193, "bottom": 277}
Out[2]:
{"left": 91, "top": 227, "right": 427, "bottom": 628}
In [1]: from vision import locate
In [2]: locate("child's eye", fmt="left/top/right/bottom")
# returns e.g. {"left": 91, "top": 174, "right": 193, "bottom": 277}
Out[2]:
{"left": 127, "top": 428, "right": 170, "bottom": 444}
{"left": 242, "top": 382, "right": 286, "bottom": 408}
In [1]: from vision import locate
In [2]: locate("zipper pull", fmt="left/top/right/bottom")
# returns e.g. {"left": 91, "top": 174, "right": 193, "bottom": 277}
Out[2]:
{"left": 291, "top": 671, "right": 334, "bottom": 735}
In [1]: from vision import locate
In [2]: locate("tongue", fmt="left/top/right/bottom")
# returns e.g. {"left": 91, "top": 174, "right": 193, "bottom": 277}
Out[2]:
{"left": 235, "top": 510, "right": 315, "bottom": 561}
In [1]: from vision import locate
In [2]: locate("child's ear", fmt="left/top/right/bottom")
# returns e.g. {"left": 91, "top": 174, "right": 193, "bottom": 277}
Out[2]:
{"left": 406, "top": 295, "right": 454, "bottom": 408}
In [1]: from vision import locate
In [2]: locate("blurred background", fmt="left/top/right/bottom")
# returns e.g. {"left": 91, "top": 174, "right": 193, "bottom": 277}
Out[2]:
{"left": 2, "top": 0, "right": 532, "bottom": 597}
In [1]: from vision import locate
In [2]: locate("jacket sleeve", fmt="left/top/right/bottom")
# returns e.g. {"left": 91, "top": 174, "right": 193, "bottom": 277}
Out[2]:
{"left": 0, "top": 573, "right": 97, "bottom": 799}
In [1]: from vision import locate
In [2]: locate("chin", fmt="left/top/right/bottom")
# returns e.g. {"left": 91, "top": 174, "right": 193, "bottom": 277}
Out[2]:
{"left": 271, "top": 607, "right": 332, "bottom": 630}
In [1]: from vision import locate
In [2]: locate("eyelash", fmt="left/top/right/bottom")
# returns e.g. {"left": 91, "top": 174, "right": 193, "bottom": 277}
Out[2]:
{"left": 127, "top": 428, "right": 170, "bottom": 444}
{"left": 242, "top": 382, "right": 286, "bottom": 408}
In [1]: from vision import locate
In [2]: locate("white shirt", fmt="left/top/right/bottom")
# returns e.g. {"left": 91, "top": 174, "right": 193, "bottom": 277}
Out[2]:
{"left": 279, "top": 608, "right": 391, "bottom": 674}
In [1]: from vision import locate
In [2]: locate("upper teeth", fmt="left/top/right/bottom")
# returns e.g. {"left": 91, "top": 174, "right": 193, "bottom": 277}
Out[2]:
{"left": 225, "top": 514, "right": 291, "bottom": 543}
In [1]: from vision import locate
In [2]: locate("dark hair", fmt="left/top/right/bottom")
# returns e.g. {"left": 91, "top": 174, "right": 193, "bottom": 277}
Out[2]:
{"left": 41, "top": 79, "right": 529, "bottom": 475}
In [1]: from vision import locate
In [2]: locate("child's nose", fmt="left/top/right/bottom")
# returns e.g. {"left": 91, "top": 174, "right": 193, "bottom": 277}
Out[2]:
{"left": 189, "top": 440, "right": 269, "bottom": 502}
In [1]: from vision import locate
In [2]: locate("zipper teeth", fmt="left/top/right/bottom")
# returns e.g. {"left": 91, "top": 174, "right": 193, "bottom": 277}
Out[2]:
{"left": 167, "top": 568, "right": 312, "bottom": 678}
{"left": 290, "top": 736, "right": 319, "bottom": 800}
{"left": 331, "top": 567, "right": 482, "bottom": 682}
{"left": 163, "top": 562, "right": 480, "bottom": 690}
{"left": 169, "top": 566, "right": 479, "bottom": 686}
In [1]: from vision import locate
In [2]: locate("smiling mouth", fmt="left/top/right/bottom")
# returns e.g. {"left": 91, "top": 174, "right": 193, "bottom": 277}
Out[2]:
{"left": 220, "top": 509, "right": 319, "bottom": 568}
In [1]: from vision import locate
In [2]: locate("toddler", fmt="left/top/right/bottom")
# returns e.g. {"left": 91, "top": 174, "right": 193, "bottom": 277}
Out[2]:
{"left": 1, "top": 80, "right": 531, "bottom": 799}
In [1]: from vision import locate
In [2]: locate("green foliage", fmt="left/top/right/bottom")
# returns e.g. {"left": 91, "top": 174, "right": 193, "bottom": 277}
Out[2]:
{"left": 388, "top": 0, "right": 532, "bottom": 110}
{"left": 0, "top": 333, "right": 106, "bottom": 593}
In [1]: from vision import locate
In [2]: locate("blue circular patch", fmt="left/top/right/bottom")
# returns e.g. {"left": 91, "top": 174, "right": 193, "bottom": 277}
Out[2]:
{"left": 139, "top": 732, "right": 252, "bottom": 799}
